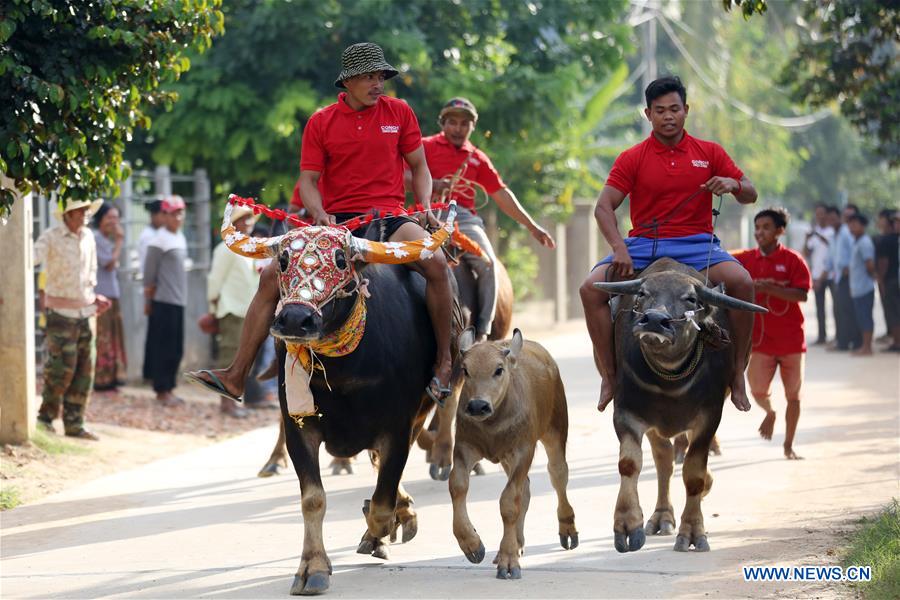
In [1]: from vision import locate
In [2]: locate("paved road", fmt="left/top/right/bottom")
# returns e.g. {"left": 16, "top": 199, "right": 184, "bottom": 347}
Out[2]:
{"left": 2, "top": 323, "right": 898, "bottom": 599}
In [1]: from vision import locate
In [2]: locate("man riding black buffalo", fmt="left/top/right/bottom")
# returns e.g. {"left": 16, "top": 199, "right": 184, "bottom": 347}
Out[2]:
{"left": 580, "top": 75, "right": 759, "bottom": 413}
{"left": 409, "top": 97, "right": 555, "bottom": 342}
{"left": 187, "top": 42, "right": 456, "bottom": 406}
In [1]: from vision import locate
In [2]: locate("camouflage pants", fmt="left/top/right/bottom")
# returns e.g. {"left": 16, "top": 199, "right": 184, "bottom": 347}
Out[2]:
{"left": 39, "top": 312, "right": 96, "bottom": 433}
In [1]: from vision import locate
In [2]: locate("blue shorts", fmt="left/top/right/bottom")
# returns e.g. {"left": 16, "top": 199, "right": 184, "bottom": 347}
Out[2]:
{"left": 852, "top": 291, "right": 875, "bottom": 333}
{"left": 594, "top": 233, "right": 738, "bottom": 272}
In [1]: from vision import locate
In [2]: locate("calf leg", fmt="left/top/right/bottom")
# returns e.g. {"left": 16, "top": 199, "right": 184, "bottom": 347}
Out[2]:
{"left": 542, "top": 432, "right": 578, "bottom": 550}
{"left": 282, "top": 423, "right": 330, "bottom": 596}
{"left": 358, "top": 434, "right": 413, "bottom": 560}
{"left": 496, "top": 449, "right": 534, "bottom": 579}
{"left": 258, "top": 417, "right": 288, "bottom": 477}
{"left": 645, "top": 430, "right": 676, "bottom": 535}
{"left": 513, "top": 476, "right": 531, "bottom": 556}
{"left": 613, "top": 416, "right": 646, "bottom": 552}
{"left": 674, "top": 429, "right": 715, "bottom": 552}
{"left": 449, "top": 442, "right": 486, "bottom": 564}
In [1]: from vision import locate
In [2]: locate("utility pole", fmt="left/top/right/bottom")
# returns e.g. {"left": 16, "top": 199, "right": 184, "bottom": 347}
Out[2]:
{"left": 641, "top": 0, "right": 658, "bottom": 135}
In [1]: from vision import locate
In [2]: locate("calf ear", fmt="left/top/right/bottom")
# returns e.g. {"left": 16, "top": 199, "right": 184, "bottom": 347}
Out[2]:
{"left": 459, "top": 327, "right": 476, "bottom": 355}
{"left": 503, "top": 328, "right": 524, "bottom": 366}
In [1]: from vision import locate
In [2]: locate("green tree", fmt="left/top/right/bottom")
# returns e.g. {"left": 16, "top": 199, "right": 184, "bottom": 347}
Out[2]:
{"left": 780, "top": 0, "right": 898, "bottom": 164}
{"left": 130, "top": 0, "right": 631, "bottom": 213}
{"left": 0, "top": 0, "right": 224, "bottom": 218}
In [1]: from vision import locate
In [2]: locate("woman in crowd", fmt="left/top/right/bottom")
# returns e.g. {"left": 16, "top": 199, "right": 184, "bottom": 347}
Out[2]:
{"left": 92, "top": 203, "right": 127, "bottom": 391}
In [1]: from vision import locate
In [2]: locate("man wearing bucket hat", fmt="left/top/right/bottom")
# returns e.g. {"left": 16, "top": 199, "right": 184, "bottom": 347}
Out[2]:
{"left": 187, "top": 42, "right": 456, "bottom": 405}
{"left": 34, "top": 198, "right": 112, "bottom": 440}
{"left": 412, "top": 97, "right": 555, "bottom": 341}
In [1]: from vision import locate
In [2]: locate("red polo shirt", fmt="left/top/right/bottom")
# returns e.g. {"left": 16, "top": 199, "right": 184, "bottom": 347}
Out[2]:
{"left": 300, "top": 93, "right": 422, "bottom": 214}
{"left": 606, "top": 131, "right": 744, "bottom": 238}
{"left": 732, "top": 244, "right": 812, "bottom": 356}
{"left": 420, "top": 133, "right": 505, "bottom": 212}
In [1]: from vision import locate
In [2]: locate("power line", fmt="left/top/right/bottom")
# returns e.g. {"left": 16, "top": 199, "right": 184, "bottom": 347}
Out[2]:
{"left": 654, "top": 12, "right": 832, "bottom": 129}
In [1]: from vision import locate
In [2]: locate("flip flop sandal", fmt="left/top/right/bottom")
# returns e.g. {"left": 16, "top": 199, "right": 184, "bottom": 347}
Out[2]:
{"left": 183, "top": 370, "right": 244, "bottom": 403}
{"left": 425, "top": 376, "right": 452, "bottom": 407}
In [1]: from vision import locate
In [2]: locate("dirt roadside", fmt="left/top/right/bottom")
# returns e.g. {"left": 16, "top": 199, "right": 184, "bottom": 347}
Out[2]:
{"left": 1, "top": 383, "right": 278, "bottom": 508}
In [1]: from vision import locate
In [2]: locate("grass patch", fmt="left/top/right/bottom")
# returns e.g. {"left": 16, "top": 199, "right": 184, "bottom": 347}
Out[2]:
{"left": 843, "top": 499, "right": 900, "bottom": 600}
{"left": 0, "top": 486, "right": 23, "bottom": 510}
{"left": 31, "top": 429, "right": 92, "bottom": 456}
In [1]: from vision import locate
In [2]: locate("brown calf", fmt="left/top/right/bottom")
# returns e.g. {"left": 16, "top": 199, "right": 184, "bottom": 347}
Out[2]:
{"left": 449, "top": 329, "right": 578, "bottom": 580}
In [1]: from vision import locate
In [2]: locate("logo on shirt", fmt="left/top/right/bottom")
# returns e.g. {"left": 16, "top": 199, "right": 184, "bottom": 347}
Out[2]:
{"left": 468, "top": 157, "right": 482, "bottom": 167}
{"left": 691, "top": 159, "right": 709, "bottom": 168}
{"left": 775, "top": 264, "right": 787, "bottom": 273}
{"left": 381, "top": 125, "right": 399, "bottom": 134}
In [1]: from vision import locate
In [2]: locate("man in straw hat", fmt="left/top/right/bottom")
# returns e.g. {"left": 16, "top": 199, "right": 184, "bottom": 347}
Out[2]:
{"left": 34, "top": 198, "right": 111, "bottom": 440}
{"left": 412, "top": 97, "right": 556, "bottom": 341}
{"left": 187, "top": 42, "right": 455, "bottom": 404}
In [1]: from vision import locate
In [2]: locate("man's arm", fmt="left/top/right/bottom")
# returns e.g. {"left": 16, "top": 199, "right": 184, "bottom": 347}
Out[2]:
{"left": 403, "top": 145, "right": 432, "bottom": 211}
{"left": 298, "top": 169, "right": 334, "bottom": 226}
{"left": 594, "top": 185, "right": 632, "bottom": 277}
{"left": 489, "top": 188, "right": 555, "bottom": 248}
{"left": 703, "top": 176, "right": 757, "bottom": 205}
{"left": 143, "top": 245, "right": 162, "bottom": 316}
{"left": 754, "top": 280, "right": 808, "bottom": 302}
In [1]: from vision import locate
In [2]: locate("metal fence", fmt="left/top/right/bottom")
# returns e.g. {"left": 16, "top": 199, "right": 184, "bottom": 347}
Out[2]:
{"left": 32, "top": 166, "right": 213, "bottom": 383}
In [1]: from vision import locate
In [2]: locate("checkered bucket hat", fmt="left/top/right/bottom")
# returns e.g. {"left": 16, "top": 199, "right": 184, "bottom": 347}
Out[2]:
{"left": 334, "top": 42, "right": 399, "bottom": 88}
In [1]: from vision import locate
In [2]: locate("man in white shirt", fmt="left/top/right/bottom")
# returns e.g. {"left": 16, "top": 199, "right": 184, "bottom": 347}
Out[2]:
{"left": 137, "top": 199, "right": 164, "bottom": 273}
{"left": 34, "top": 199, "right": 111, "bottom": 440}
{"left": 803, "top": 203, "right": 835, "bottom": 344}
{"left": 206, "top": 205, "right": 259, "bottom": 417}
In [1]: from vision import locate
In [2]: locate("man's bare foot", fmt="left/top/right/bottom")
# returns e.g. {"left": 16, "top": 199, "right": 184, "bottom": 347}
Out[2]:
{"left": 784, "top": 446, "right": 803, "bottom": 460}
{"left": 597, "top": 375, "right": 615, "bottom": 412}
{"left": 156, "top": 392, "right": 184, "bottom": 407}
{"left": 850, "top": 348, "right": 873, "bottom": 356}
{"left": 730, "top": 377, "right": 752, "bottom": 411}
{"left": 758, "top": 411, "right": 776, "bottom": 440}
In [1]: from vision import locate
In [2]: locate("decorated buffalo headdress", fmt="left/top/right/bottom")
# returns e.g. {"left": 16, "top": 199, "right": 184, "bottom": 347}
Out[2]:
{"left": 220, "top": 197, "right": 459, "bottom": 312}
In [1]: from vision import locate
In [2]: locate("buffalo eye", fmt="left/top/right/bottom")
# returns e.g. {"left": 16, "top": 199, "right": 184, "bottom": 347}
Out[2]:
{"left": 278, "top": 251, "right": 289, "bottom": 272}
{"left": 493, "top": 366, "right": 504, "bottom": 377}
{"left": 462, "top": 366, "right": 470, "bottom": 378}
{"left": 334, "top": 249, "right": 347, "bottom": 270}
{"left": 685, "top": 296, "right": 697, "bottom": 305}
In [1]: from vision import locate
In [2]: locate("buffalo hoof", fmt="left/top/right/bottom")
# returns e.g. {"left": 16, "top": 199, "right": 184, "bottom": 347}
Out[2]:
{"left": 257, "top": 462, "right": 281, "bottom": 478}
{"left": 693, "top": 535, "right": 710, "bottom": 552}
{"left": 614, "top": 527, "right": 646, "bottom": 553}
{"left": 290, "top": 572, "right": 330, "bottom": 596}
{"left": 465, "top": 541, "right": 486, "bottom": 564}
{"left": 401, "top": 519, "right": 418, "bottom": 543}
{"left": 372, "top": 543, "right": 390, "bottom": 560}
{"left": 429, "top": 463, "right": 440, "bottom": 480}
{"left": 674, "top": 450, "right": 685, "bottom": 465}
{"left": 472, "top": 462, "right": 486, "bottom": 476}
{"left": 560, "top": 533, "right": 579, "bottom": 550}
{"left": 496, "top": 566, "right": 522, "bottom": 580}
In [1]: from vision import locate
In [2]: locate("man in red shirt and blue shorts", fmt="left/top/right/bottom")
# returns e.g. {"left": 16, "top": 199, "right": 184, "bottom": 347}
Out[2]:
{"left": 414, "top": 97, "right": 555, "bottom": 341}
{"left": 188, "top": 42, "right": 455, "bottom": 404}
{"left": 733, "top": 208, "right": 811, "bottom": 460}
{"left": 579, "top": 76, "right": 759, "bottom": 413}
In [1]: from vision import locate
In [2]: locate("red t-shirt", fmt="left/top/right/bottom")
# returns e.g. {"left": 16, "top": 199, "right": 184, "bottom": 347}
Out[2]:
{"left": 300, "top": 93, "right": 422, "bottom": 214}
{"left": 732, "top": 245, "right": 812, "bottom": 356}
{"left": 420, "top": 133, "right": 505, "bottom": 212}
{"left": 606, "top": 131, "right": 744, "bottom": 238}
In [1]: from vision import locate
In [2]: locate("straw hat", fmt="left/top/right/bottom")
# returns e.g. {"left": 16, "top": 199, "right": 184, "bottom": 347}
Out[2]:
{"left": 55, "top": 198, "right": 104, "bottom": 219}
{"left": 334, "top": 43, "right": 398, "bottom": 88}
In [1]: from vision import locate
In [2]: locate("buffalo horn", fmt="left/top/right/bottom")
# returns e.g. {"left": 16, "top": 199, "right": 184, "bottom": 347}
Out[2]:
{"left": 592, "top": 278, "right": 645, "bottom": 296}
{"left": 695, "top": 284, "right": 768, "bottom": 313}
{"left": 221, "top": 198, "right": 282, "bottom": 259}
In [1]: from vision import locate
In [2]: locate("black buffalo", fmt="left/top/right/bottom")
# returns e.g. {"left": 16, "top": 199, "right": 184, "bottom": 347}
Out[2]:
{"left": 220, "top": 202, "right": 461, "bottom": 595}
{"left": 594, "top": 257, "right": 766, "bottom": 554}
